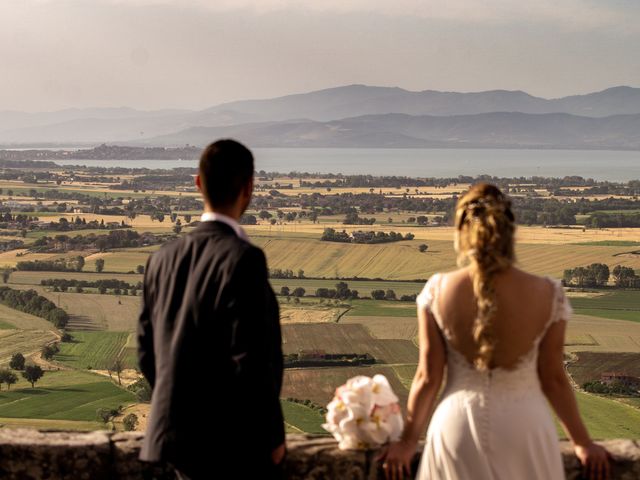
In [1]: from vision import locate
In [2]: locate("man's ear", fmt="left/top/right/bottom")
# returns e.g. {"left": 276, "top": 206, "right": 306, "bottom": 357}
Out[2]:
{"left": 244, "top": 177, "right": 254, "bottom": 200}
{"left": 195, "top": 174, "right": 202, "bottom": 192}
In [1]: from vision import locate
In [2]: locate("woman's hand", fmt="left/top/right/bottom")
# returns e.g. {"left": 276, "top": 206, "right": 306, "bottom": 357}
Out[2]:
{"left": 574, "top": 441, "right": 611, "bottom": 480}
{"left": 374, "top": 439, "right": 416, "bottom": 480}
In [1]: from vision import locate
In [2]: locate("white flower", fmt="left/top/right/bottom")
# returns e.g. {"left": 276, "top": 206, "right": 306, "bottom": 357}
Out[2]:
{"left": 322, "top": 374, "right": 404, "bottom": 450}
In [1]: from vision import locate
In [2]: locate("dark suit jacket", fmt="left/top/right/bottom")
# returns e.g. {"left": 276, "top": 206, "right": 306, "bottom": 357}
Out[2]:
{"left": 137, "top": 220, "right": 285, "bottom": 475}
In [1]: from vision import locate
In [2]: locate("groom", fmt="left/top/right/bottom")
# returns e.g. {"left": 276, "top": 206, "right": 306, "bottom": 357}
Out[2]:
{"left": 137, "top": 139, "right": 286, "bottom": 479}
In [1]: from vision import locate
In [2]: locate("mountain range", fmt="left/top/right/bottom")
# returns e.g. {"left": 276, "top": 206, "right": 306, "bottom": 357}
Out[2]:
{"left": 1, "top": 85, "right": 640, "bottom": 148}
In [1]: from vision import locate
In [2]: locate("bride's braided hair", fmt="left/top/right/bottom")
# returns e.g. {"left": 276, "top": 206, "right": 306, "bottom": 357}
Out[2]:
{"left": 454, "top": 183, "right": 516, "bottom": 370}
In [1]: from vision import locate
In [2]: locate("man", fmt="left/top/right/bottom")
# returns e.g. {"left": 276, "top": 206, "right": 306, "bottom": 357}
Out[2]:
{"left": 137, "top": 139, "right": 286, "bottom": 479}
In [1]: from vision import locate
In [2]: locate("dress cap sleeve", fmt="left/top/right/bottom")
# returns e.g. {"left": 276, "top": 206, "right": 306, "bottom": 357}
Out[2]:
{"left": 552, "top": 278, "right": 573, "bottom": 323}
{"left": 417, "top": 273, "right": 439, "bottom": 310}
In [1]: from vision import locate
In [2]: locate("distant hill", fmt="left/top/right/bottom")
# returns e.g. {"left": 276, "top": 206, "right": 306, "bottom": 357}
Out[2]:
{"left": 138, "top": 112, "right": 640, "bottom": 149}
{"left": 1, "top": 85, "right": 640, "bottom": 147}
{"left": 203, "top": 85, "right": 640, "bottom": 121}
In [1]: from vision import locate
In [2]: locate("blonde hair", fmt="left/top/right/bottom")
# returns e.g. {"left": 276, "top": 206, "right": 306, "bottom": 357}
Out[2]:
{"left": 454, "top": 183, "right": 516, "bottom": 370}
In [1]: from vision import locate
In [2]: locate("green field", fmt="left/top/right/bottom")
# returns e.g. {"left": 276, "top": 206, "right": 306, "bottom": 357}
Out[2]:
{"left": 569, "top": 290, "right": 640, "bottom": 323}
{"left": 0, "top": 370, "right": 135, "bottom": 423}
{"left": 346, "top": 299, "right": 417, "bottom": 317}
{"left": 0, "top": 320, "right": 14, "bottom": 329}
{"left": 560, "top": 391, "right": 640, "bottom": 439}
{"left": 55, "top": 331, "right": 134, "bottom": 370}
{"left": 280, "top": 400, "right": 327, "bottom": 435}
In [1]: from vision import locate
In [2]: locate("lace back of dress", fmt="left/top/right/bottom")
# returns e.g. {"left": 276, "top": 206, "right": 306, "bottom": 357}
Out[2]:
{"left": 418, "top": 273, "right": 568, "bottom": 376}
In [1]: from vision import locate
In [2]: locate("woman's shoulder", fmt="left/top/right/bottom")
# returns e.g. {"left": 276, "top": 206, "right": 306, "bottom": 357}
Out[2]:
{"left": 416, "top": 268, "right": 464, "bottom": 308}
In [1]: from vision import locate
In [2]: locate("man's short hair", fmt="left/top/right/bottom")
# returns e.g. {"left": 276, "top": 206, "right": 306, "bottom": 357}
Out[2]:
{"left": 198, "top": 139, "right": 254, "bottom": 208}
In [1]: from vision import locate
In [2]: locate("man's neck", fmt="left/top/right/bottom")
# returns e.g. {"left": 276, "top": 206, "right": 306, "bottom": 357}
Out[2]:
{"left": 203, "top": 205, "right": 241, "bottom": 221}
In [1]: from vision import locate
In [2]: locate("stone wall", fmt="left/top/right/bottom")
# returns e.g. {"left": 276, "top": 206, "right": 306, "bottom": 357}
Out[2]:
{"left": 0, "top": 430, "right": 639, "bottom": 479}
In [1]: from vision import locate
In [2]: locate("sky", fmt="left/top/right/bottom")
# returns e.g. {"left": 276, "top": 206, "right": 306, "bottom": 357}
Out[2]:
{"left": 1, "top": 0, "right": 639, "bottom": 111}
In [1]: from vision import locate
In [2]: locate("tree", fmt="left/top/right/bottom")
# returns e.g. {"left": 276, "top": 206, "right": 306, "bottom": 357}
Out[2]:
{"left": 280, "top": 286, "right": 290, "bottom": 297}
{"left": 123, "top": 413, "right": 139, "bottom": 431}
{"left": 371, "top": 290, "right": 386, "bottom": 300}
{"left": 136, "top": 264, "right": 145, "bottom": 274}
{"left": 173, "top": 219, "right": 182, "bottom": 234}
{"left": 335, "top": 282, "right": 351, "bottom": 300}
{"left": 2, "top": 269, "right": 11, "bottom": 284}
{"left": 96, "top": 407, "right": 121, "bottom": 425}
{"left": 75, "top": 255, "right": 85, "bottom": 272}
{"left": 385, "top": 289, "right": 397, "bottom": 301}
{"left": 0, "top": 369, "right": 17, "bottom": 390}
{"left": 95, "top": 258, "right": 105, "bottom": 273}
{"left": 128, "top": 377, "right": 151, "bottom": 402}
{"left": 240, "top": 214, "right": 257, "bottom": 225}
{"left": 292, "top": 287, "right": 306, "bottom": 298}
{"left": 112, "top": 358, "right": 124, "bottom": 385}
{"left": 41, "top": 343, "right": 59, "bottom": 360}
{"left": 10, "top": 353, "right": 25, "bottom": 370}
{"left": 184, "top": 214, "right": 192, "bottom": 223}
{"left": 22, "top": 365, "right": 44, "bottom": 388}
{"left": 419, "top": 244, "right": 429, "bottom": 253}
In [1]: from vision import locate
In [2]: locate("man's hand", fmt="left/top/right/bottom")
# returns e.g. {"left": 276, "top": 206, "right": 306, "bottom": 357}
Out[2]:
{"left": 271, "top": 442, "right": 286, "bottom": 465}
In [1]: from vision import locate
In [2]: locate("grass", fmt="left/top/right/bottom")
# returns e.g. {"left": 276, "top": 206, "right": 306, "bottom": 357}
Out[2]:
{"left": 569, "top": 290, "right": 640, "bottom": 323}
{"left": 54, "top": 331, "right": 133, "bottom": 370}
{"left": 0, "top": 370, "right": 135, "bottom": 422}
{"left": 0, "top": 320, "right": 14, "bottom": 329}
{"left": 0, "top": 329, "right": 58, "bottom": 365}
{"left": 555, "top": 391, "right": 640, "bottom": 439}
{"left": 346, "top": 299, "right": 417, "bottom": 317}
{"left": 0, "top": 417, "right": 102, "bottom": 430}
{"left": 280, "top": 400, "right": 327, "bottom": 435}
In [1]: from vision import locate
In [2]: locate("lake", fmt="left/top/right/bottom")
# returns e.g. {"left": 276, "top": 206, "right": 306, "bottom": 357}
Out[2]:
{"left": 52, "top": 148, "right": 640, "bottom": 181}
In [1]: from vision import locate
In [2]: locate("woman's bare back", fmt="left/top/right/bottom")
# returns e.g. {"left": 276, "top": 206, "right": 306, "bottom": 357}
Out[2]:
{"left": 436, "top": 265, "right": 557, "bottom": 370}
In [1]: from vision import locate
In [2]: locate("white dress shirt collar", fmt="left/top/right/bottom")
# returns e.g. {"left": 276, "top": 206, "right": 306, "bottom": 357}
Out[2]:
{"left": 200, "top": 211, "right": 249, "bottom": 241}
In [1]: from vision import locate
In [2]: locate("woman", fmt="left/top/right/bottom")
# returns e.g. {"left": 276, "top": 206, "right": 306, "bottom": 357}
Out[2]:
{"left": 376, "top": 183, "right": 610, "bottom": 480}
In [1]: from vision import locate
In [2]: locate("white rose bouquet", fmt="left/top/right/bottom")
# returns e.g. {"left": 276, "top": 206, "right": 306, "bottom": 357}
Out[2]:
{"left": 322, "top": 374, "right": 404, "bottom": 450}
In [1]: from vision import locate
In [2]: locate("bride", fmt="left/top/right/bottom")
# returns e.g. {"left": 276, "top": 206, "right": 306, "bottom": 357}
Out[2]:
{"left": 376, "top": 183, "right": 610, "bottom": 480}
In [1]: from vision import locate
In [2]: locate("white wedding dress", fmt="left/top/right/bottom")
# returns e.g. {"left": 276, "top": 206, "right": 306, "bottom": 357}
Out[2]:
{"left": 415, "top": 272, "right": 572, "bottom": 480}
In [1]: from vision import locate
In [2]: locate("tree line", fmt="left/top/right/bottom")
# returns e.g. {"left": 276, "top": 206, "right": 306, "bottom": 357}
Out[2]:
{"left": 0, "top": 287, "right": 69, "bottom": 328}
{"left": 321, "top": 228, "right": 414, "bottom": 244}
{"left": 563, "top": 263, "right": 640, "bottom": 288}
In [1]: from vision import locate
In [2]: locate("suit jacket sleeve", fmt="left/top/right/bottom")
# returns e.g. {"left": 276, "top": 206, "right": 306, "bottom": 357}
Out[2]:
{"left": 137, "top": 254, "right": 156, "bottom": 389}
{"left": 228, "top": 246, "right": 285, "bottom": 450}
